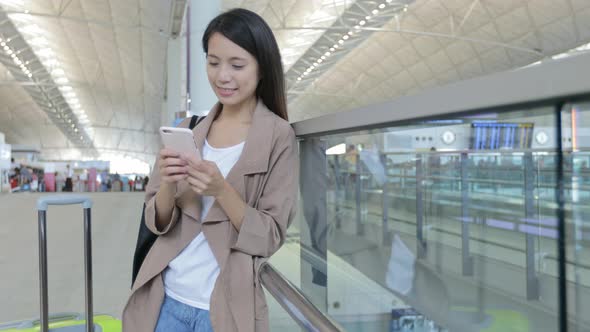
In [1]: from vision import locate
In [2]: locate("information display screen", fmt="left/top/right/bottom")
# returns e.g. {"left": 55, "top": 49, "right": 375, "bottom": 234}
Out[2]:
{"left": 471, "top": 122, "right": 534, "bottom": 150}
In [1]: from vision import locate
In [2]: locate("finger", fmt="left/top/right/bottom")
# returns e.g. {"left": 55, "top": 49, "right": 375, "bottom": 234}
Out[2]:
{"left": 162, "top": 174, "right": 187, "bottom": 182}
{"left": 186, "top": 176, "right": 206, "bottom": 192}
{"left": 181, "top": 153, "right": 201, "bottom": 165}
{"left": 160, "top": 148, "right": 181, "bottom": 158}
{"left": 186, "top": 167, "right": 212, "bottom": 184}
{"left": 161, "top": 157, "right": 188, "bottom": 168}
{"left": 161, "top": 166, "right": 188, "bottom": 176}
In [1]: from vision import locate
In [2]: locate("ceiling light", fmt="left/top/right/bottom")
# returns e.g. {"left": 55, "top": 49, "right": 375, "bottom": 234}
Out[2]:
{"left": 404, "top": 5, "right": 408, "bottom": 12}
{"left": 359, "top": 20, "right": 366, "bottom": 26}
{"left": 348, "top": 31, "right": 353, "bottom": 35}
{"left": 297, "top": 77, "right": 302, "bottom": 81}
{"left": 379, "top": 4, "right": 385, "bottom": 9}
{"left": 325, "top": 52, "right": 331, "bottom": 56}
{"left": 20, "top": 24, "right": 44, "bottom": 35}
{"left": 56, "top": 77, "right": 69, "bottom": 84}
{"left": 329, "top": 47, "right": 335, "bottom": 52}
{"left": 74, "top": 128, "right": 78, "bottom": 132}
{"left": 342, "top": 35, "right": 349, "bottom": 40}
{"left": 338, "top": 40, "right": 344, "bottom": 44}
{"left": 37, "top": 48, "right": 55, "bottom": 58}
{"left": 27, "top": 73, "right": 32, "bottom": 78}
{"left": 317, "top": 59, "right": 323, "bottom": 63}
{"left": 386, "top": 0, "right": 392, "bottom": 3}
{"left": 71, "top": 124, "right": 75, "bottom": 128}
{"left": 59, "top": 85, "right": 73, "bottom": 92}
{"left": 51, "top": 68, "right": 65, "bottom": 76}
{"left": 372, "top": 9, "right": 379, "bottom": 15}
{"left": 0, "top": 42, "right": 5, "bottom": 47}
{"left": 29, "top": 37, "right": 48, "bottom": 46}
{"left": 42, "top": 58, "right": 58, "bottom": 67}
{"left": 321, "top": 56, "right": 326, "bottom": 60}
{"left": 333, "top": 44, "right": 339, "bottom": 48}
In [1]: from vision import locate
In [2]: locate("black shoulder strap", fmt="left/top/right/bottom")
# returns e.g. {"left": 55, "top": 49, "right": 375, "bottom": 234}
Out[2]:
{"left": 188, "top": 115, "right": 205, "bottom": 129}
{"left": 189, "top": 115, "right": 198, "bottom": 129}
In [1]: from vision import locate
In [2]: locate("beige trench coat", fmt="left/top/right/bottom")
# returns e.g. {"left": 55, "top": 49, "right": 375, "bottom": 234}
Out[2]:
{"left": 123, "top": 100, "right": 299, "bottom": 332}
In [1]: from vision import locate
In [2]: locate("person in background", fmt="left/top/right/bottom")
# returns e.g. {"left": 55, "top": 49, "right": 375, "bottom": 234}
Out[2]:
{"left": 142, "top": 176, "right": 149, "bottom": 191}
{"left": 64, "top": 164, "right": 73, "bottom": 192}
{"left": 123, "top": 8, "right": 298, "bottom": 332}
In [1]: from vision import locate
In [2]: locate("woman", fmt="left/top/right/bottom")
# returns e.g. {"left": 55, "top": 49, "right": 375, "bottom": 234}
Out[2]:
{"left": 123, "top": 8, "right": 298, "bottom": 332}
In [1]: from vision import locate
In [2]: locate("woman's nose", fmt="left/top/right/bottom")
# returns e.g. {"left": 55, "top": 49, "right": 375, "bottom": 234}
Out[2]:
{"left": 218, "top": 65, "right": 231, "bottom": 82}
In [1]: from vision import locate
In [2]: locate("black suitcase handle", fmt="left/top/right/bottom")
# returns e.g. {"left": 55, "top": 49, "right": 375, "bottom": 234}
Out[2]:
{"left": 36, "top": 195, "right": 94, "bottom": 332}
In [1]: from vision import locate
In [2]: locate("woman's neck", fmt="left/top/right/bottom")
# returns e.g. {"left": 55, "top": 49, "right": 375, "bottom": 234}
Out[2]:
{"left": 218, "top": 96, "right": 257, "bottom": 123}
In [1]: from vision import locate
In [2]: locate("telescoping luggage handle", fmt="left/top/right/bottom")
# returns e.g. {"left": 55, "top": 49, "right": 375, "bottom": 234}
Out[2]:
{"left": 36, "top": 195, "right": 95, "bottom": 332}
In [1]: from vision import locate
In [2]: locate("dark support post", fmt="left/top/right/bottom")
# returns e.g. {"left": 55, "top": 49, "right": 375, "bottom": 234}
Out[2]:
{"left": 555, "top": 104, "right": 568, "bottom": 332}
{"left": 381, "top": 153, "right": 391, "bottom": 245}
{"left": 524, "top": 152, "right": 539, "bottom": 300}
{"left": 356, "top": 153, "right": 364, "bottom": 236}
{"left": 83, "top": 208, "right": 94, "bottom": 332}
{"left": 334, "top": 155, "right": 342, "bottom": 230}
{"left": 461, "top": 152, "right": 474, "bottom": 276}
{"left": 38, "top": 210, "right": 48, "bottom": 332}
{"left": 416, "top": 154, "right": 426, "bottom": 258}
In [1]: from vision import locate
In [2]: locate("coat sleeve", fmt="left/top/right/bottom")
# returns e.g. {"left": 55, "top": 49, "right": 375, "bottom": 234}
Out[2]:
{"left": 230, "top": 124, "right": 299, "bottom": 258}
{"left": 144, "top": 118, "right": 192, "bottom": 235}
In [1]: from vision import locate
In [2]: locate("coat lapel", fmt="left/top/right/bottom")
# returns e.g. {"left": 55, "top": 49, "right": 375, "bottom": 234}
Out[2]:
{"left": 177, "top": 100, "right": 275, "bottom": 224}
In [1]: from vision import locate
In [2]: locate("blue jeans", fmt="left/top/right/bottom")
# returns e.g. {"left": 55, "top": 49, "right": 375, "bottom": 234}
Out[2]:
{"left": 155, "top": 295, "right": 213, "bottom": 332}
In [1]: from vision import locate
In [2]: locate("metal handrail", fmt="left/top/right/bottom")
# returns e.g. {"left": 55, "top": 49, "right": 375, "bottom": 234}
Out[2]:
{"left": 259, "top": 263, "right": 344, "bottom": 332}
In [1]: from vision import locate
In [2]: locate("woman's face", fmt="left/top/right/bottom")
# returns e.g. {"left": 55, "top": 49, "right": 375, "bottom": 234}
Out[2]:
{"left": 206, "top": 32, "right": 260, "bottom": 107}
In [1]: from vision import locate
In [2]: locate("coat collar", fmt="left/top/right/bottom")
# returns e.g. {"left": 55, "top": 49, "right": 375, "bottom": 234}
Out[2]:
{"left": 176, "top": 99, "right": 275, "bottom": 223}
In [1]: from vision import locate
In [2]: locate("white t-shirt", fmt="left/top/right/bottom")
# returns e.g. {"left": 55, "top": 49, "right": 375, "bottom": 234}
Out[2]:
{"left": 164, "top": 139, "right": 245, "bottom": 310}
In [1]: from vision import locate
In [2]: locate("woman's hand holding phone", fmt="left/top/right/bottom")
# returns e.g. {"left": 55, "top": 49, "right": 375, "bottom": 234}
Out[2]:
{"left": 158, "top": 148, "right": 189, "bottom": 185}
{"left": 182, "top": 153, "right": 226, "bottom": 198}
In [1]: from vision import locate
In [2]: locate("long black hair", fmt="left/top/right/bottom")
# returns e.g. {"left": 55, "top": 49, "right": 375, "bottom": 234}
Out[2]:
{"left": 202, "top": 8, "right": 288, "bottom": 121}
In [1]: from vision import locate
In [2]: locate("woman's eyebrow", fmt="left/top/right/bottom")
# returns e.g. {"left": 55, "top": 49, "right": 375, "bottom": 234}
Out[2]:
{"left": 207, "top": 54, "right": 247, "bottom": 61}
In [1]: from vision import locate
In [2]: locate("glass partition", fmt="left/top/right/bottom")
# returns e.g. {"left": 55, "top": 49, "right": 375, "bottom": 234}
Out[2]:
{"left": 290, "top": 101, "right": 590, "bottom": 331}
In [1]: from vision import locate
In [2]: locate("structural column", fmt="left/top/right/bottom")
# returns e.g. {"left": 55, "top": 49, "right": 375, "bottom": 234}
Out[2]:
{"left": 188, "top": 0, "right": 220, "bottom": 116}
{"left": 164, "top": 38, "right": 182, "bottom": 127}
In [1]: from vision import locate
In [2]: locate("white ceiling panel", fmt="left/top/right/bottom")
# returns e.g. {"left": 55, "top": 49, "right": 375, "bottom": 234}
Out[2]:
{"left": 528, "top": 0, "right": 570, "bottom": 27}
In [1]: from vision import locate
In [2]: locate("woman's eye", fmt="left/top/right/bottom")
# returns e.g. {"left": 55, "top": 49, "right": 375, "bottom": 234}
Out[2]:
{"left": 232, "top": 65, "right": 244, "bottom": 69}
{"left": 208, "top": 62, "right": 219, "bottom": 66}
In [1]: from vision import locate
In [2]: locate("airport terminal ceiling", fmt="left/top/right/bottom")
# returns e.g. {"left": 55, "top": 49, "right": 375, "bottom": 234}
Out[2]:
{"left": 0, "top": 0, "right": 589, "bottom": 166}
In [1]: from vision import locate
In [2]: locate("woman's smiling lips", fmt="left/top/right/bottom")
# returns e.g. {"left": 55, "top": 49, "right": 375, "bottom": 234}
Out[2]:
{"left": 217, "top": 86, "right": 237, "bottom": 97}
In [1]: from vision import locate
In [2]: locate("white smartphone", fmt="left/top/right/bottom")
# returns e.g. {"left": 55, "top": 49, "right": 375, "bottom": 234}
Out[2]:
{"left": 159, "top": 126, "right": 202, "bottom": 160}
